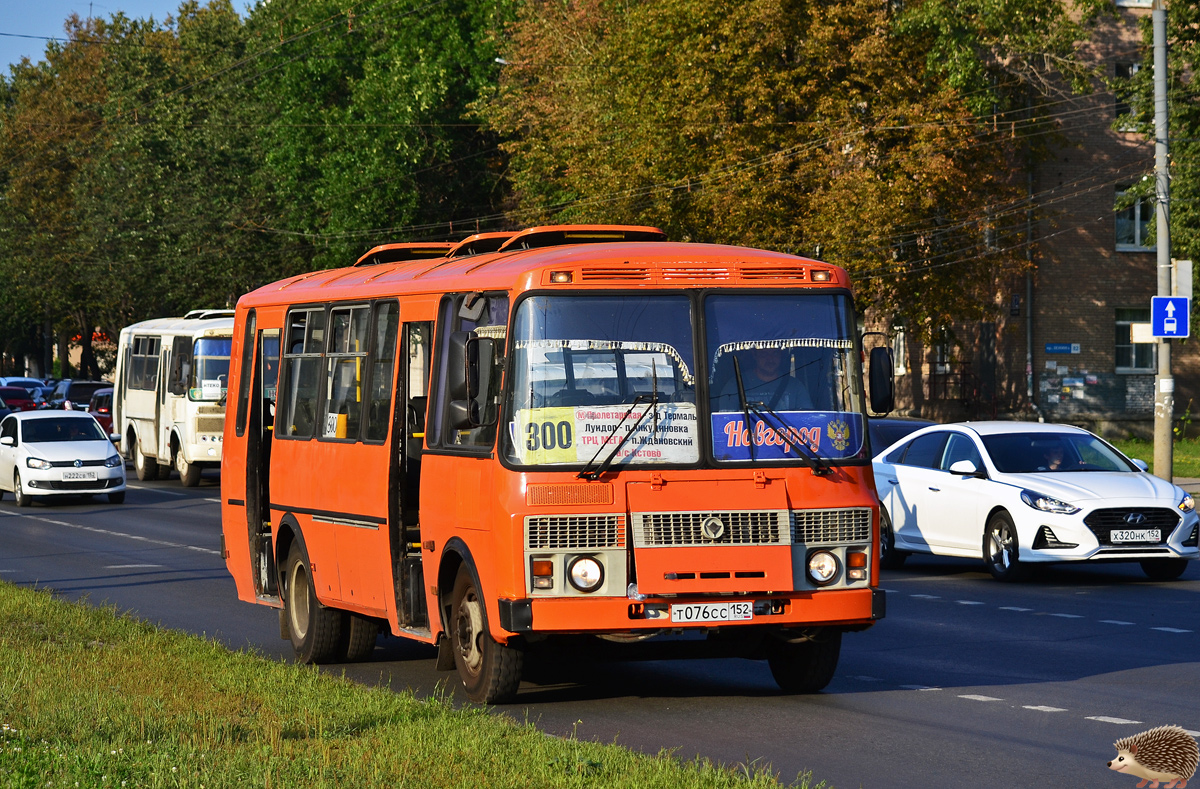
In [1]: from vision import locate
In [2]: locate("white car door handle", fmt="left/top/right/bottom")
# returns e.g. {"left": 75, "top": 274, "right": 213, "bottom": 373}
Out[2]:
{"left": 887, "top": 479, "right": 899, "bottom": 484}
{"left": 928, "top": 487, "right": 940, "bottom": 492}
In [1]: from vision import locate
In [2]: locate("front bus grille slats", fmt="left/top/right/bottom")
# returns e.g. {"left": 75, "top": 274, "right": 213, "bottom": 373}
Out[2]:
{"left": 791, "top": 508, "right": 872, "bottom": 544}
{"left": 634, "top": 511, "right": 787, "bottom": 547}
{"left": 526, "top": 515, "right": 626, "bottom": 550}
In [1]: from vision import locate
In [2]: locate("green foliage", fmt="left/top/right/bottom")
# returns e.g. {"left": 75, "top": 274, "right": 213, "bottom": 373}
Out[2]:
{"left": 0, "top": 583, "right": 810, "bottom": 788}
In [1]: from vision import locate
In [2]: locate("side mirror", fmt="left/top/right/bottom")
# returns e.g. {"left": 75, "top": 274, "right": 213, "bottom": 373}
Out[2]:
{"left": 0, "top": 436, "right": 13, "bottom": 446}
{"left": 1132, "top": 458, "right": 1149, "bottom": 471}
{"left": 868, "top": 346, "right": 895, "bottom": 415}
{"left": 109, "top": 434, "right": 122, "bottom": 446}
{"left": 948, "top": 459, "right": 981, "bottom": 477}
{"left": 447, "top": 332, "right": 498, "bottom": 429}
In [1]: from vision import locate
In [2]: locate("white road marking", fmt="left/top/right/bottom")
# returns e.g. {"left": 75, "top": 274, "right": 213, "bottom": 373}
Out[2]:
{"left": 1024, "top": 705, "right": 1067, "bottom": 713}
{"left": 955, "top": 600, "right": 985, "bottom": 605}
{"left": 911, "top": 594, "right": 940, "bottom": 599}
{"left": 1048, "top": 613, "right": 1083, "bottom": 619}
{"left": 1100, "top": 620, "right": 1135, "bottom": 625}
{"left": 104, "top": 564, "right": 162, "bottom": 569}
{"left": 1150, "top": 627, "right": 1192, "bottom": 634}
{"left": 124, "top": 484, "right": 187, "bottom": 497}
{"left": 999, "top": 606, "right": 1033, "bottom": 612}
{"left": 959, "top": 695, "right": 1003, "bottom": 702}
{"left": 1087, "top": 717, "right": 1142, "bottom": 725}
{"left": 1186, "top": 730, "right": 1200, "bottom": 737}
{"left": 25, "top": 516, "right": 219, "bottom": 556}
{"left": 900, "top": 685, "right": 941, "bottom": 691}
{"left": 203, "top": 498, "right": 220, "bottom": 503}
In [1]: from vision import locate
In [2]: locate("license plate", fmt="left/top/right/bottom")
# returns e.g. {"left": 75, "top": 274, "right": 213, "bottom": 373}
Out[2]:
{"left": 670, "top": 601, "right": 754, "bottom": 624}
{"left": 62, "top": 470, "right": 97, "bottom": 482}
{"left": 1111, "top": 529, "right": 1160, "bottom": 544}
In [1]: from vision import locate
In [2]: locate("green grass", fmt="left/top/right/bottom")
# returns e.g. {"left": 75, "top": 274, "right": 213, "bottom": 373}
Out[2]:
{"left": 1110, "top": 437, "right": 1200, "bottom": 478}
{"left": 0, "top": 583, "right": 820, "bottom": 789}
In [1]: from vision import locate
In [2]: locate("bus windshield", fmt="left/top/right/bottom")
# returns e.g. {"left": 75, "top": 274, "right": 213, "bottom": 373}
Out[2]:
{"left": 190, "top": 337, "right": 232, "bottom": 400}
{"left": 503, "top": 291, "right": 867, "bottom": 468}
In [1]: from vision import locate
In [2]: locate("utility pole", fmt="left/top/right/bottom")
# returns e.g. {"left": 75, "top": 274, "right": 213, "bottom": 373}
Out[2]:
{"left": 1153, "top": 0, "right": 1173, "bottom": 481}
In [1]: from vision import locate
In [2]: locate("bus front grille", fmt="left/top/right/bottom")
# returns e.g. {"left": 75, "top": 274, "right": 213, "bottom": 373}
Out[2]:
{"left": 790, "top": 508, "right": 872, "bottom": 544}
{"left": 195, "top": 417, "right": 225, "bottom": 434}
{"left": 526, "top": 515, "right": 626, "bottom": 550}
{"left": 632, "top": 511, "right": 789, "bottom": 547}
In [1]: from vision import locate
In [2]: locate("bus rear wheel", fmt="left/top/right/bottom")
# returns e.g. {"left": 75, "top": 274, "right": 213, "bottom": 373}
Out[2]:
{"left": 283, "top": 541, "right": 343, "bottom": 664}
{"left": 766, "top": 629, "right": 842, "bottom": 693}
{"left": 175, "top": 451, "right": 201, "bottom": 487}
{"left": 341, "top": 614, "right": 379, "bottom": 662}
{"left": 134, "top": 440, "right": 159, "bottom": 481}
{"left": 449, "top": 568, "right": 523, "bottom": 704}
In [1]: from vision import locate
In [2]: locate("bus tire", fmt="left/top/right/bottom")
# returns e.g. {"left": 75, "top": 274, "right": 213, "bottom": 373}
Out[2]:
{"left": 341, "top": 614, "right": 379, "bottom": 662}
{"left": 175, "top": 451, "right": 201, "bottom": 487}
{"left": 283, "top": 540, "right": 343, "bottom": 664}
{"left": 449, "top": 567, "right": 523, "bottom": 704}
{"left": 134, "top": 440, "right": 159, "bottom": 481}
{"left": 766, "top": 629, "right": 841, "bottom": 694}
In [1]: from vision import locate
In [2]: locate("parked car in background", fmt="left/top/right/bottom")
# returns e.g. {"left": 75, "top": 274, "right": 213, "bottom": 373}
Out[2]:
{"left": 867, "top": 416, "right": 935, "bottom": 457}
{"left": 873, "top": 421, "right": 1200, "bottom": 580}
{"left": 0, "top": 377, "right": 49, "bottom": 394}
{"left": 87, "top": 387, "right": 115, "bottom": 435}
{"left": 0, "top": 386, "right": 38, "bottom": 413}
{"left": 48, "top": 380, "right": 109, "bottom": 410}
{"left": 0, "top": 411, "right": 126, "bottom": 505}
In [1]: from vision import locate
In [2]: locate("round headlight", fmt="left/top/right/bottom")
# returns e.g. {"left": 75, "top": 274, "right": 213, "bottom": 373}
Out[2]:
{"left": 567, "top": 556, "right": 604, "bottom": 593}
{"left": 807, "top": 551, "right": 839, "bottom": 586}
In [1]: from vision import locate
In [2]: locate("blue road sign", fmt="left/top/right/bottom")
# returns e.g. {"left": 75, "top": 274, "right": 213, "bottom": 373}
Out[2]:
{"left": 1152, "top": 296, "right": 1190, "bottom": 338}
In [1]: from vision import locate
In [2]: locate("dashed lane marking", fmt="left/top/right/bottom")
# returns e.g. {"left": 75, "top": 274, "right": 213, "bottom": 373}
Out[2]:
{"left": 999, "top": 606, "right": 1033, "bottom": 612}
{"left": 1047, "top": 613, "right": 1084, "bottom": 619}
{"left": 1024, "top": 706, "right": 1068, "bottom": 712}
{"left": 1100, "top": 620, "right": 1136, "bottom": 625}
{"left": 959, "top": 695, "right": 1004, "bottom": 702}
{"left": 900, "top": 685, "right": 941, "bottom": 691}
{"left": 852, "top": 676, "right": 884, "bottom": 682}
{"left": 124, "top": 485, "right": 187, "bottom": 497}
{"left": 955, "top": 600, "right": 985, "bottom": 605}
{"left": 1087, "top": 717, "right": 1142, "bottom": 725}
{"left": 910, "top": 594, "right": 940, "bottom": 599}
{"left": 1151, "top": 627, "right": 1192, "bottom": 633}
{"left": 25, "top": 516, "right": 219, "bottom": 556}
{"left": 104, "top": 564, "right": 162, "bottom": 569}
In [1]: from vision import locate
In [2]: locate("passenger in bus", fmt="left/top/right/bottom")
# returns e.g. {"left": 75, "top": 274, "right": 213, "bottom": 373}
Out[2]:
{"left": 715, "top": 347, "right": 813, "bottom": 412}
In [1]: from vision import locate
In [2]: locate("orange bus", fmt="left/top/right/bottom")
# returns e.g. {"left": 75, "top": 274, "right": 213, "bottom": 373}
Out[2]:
{"left": 220, "top": 225, "right": 894, "bottom": 702}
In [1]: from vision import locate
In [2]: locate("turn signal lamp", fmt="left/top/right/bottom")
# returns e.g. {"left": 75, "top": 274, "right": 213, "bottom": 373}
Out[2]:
{"left": 531, "top": 559, "right": 554, "bottom": 589}
{"left": 549, "top": 271, "right": 573, "bottom": 283}
{"left": 810, "top": 269, "right": 832, "bottom": 282}
{"left": 847, "top": 551, "right": 867, "bottom": 580}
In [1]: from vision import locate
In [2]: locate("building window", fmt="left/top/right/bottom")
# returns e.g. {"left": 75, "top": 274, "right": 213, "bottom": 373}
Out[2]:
{"left": 891, "top": 325, "right": 907, "bottom": 375}
{"left": 1115, "top": 188, "right": 1155, "bottom": 252}
{"left": 1115, "top": 308, "right": 1155, "bottom": 373}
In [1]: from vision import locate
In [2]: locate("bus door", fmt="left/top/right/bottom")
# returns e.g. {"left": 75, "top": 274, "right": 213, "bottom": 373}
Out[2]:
{"left": 246, "top": 327, "right": 280, "bottom": 598}
{"left": 163, "top": 336, "right": 191, "bottom": 462}
{"left": 155, "top": 343, "right": 169, "bottom": 462}
{"left": 394, "top": 321, "right": 432, "bottom": 629}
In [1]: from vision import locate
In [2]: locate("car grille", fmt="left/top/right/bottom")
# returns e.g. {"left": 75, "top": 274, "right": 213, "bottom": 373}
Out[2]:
{"left": 1083, "top": 507, "right": 1180, "bottom": 546}
{"left": 632, "top": 511, "right": 789, "bottom": 547}
{"left": 526, "top": 515, "right": 625, "bottom": 550}
{"left": 47, "top": 459, "right": 106, "bottom": 468}
{"left": 46, "top": 478, "right": 121, "bottom": 491}
{"left": 791, "top": 508, "right": 872, "bottom": 544}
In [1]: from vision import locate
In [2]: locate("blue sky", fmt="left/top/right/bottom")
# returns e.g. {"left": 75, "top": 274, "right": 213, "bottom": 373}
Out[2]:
{"left": 0, "top": 1, "right": 244, "bottom": 73}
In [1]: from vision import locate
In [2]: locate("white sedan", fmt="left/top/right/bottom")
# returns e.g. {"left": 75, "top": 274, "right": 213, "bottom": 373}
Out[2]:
{"left": 873, "top": 421, "right": 1199, "bottom": 581}
{"left": 0, "top": 411, "right": 126, "bottom": 506}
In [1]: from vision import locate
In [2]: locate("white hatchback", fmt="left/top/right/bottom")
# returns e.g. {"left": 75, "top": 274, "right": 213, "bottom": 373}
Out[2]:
{"left": 0, "top": 411, "right": 126, "bottom": 506}
{"left": 873, "top": 421, "right": 1199, "bottom": 581}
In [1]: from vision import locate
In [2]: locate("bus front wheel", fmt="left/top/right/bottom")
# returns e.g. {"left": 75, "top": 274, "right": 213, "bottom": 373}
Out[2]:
{"left": 175, "top": 450, "right": 201, "bottom": 487}
{"left": 134, "top": 440, "right": 159, "bottom": 481}
{"left": 449, "top": 568, "right": 523, "bottom": 704}
{"left": 766, "top": 629, "right": 841, "bottom": 693}
{"left": 283, "top": 541, "right": 343, "bottom": 664}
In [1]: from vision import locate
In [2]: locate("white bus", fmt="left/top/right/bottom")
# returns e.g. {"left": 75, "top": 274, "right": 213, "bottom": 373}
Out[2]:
{"left": 113, "top": 311, "right": 234, "bottom": 486}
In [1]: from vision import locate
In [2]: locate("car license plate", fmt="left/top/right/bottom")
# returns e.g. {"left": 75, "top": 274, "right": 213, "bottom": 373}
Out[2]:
{"left": 62, "top": 470, "right": 97, "bottom": 482}
{"left": 670, "top": 601, "right": 754, "bottom": 624}
{"left": 1111, "top": 529, "right": 1160, "bottom": 544}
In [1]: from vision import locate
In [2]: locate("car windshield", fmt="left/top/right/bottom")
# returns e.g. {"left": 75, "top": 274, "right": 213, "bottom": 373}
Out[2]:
{"left": 22, "top": 417, "right": 107, "bottom": 443}
{"left": 981, "top": 432, "right": 1135, "bottom": 473}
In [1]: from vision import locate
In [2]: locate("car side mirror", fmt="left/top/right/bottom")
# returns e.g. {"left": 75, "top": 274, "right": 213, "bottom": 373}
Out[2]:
{"left": 109, "top": 434, "right": 122, "bottom": 446}
{"left": 949, "top": 459, "right": 982, "bottom": 477}
{"left": 0, "top": 436, "right": 13, "bottom": 447}
{"left": 1132, "top": 458, "right": 1149, "bottom": 472}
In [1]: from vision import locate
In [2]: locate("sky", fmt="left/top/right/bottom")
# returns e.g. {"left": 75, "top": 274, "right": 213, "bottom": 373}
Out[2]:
{"left": 0, "top": 1, "right": 244, "bottom": 73}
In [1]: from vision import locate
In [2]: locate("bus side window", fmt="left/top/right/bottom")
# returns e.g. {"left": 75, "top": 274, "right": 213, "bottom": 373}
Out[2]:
{"left": 277, "top": 308, "right": 325, "bottom": 439}
{"left": 235, "top": 311, "right": 256, "bottom": 437}
{"left": 429, "top": 292, "right": 508, "bottom": 450}
{"left": 323, "top": 305, "right": 370, "bottom": 440}
{"left": 169, "top": 337, "right": 191, "bottom": 397}
{"left": 363, "top": 301, "right": 399, "bottom": 443}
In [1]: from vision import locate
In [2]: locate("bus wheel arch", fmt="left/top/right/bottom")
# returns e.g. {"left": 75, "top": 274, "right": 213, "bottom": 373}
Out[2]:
{"left": 131, "top": 427, "right": 159, "bottom": 481}
{"left": 171, "top": 432, "right": 201, "bottom": 487}
{"left": 279, "top": 523, "right": 343, "bottom": 664}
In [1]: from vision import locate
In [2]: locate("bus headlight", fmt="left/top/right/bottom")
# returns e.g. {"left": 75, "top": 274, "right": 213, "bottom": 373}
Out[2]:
{"left": 807, "top": 551, "right": 839, "bottom": 586}
{"left": 567, "top": 556, "right": 604, "bottom": 593}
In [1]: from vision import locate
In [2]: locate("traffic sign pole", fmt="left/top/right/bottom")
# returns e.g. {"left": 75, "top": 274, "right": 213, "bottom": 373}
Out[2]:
{"left": 1153, "top": 0, "right": 1173, "bottom": 483}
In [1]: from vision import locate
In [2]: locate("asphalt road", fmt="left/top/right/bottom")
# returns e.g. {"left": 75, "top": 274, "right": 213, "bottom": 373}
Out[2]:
{"left": 1, "top": 474, "right": 1197, "bottom": 789}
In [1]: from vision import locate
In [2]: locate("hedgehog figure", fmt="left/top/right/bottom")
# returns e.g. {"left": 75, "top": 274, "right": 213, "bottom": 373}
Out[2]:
{"left": 1108, "top": 725, "right": 1199, "bottom": 788}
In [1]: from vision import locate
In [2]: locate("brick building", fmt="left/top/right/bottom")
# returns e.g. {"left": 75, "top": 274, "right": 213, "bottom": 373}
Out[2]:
{"left": 886, "top": 0, "right": 1196, "bottom": 439}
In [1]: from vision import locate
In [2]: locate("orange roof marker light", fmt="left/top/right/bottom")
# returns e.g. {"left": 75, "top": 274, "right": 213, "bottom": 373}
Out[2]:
{"left": 447, "top": 232, "right": 517, "bottom": 259}
{"left": 496, "top": 224, "right": 666, "bottom": 253}
{"left": 353, "top": 242, "right": 453, "bottom": 267}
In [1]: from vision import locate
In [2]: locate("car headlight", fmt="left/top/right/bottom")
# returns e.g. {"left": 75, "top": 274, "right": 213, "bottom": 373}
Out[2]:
{"left": 567, "top": 556, "right": 604, "bottom": 593}
{"left": 1179, "top": 492, "right": 1195, "bottom": 513}
{"left": 807, "top": 550, "right": 840, "bottom": 586}
{"left": 1020, "top": 489, "right": 1080, "bottom": 515}
{"left": 105, "top": 455, "right": 123, "bottom": 468}
{"left": 25, "top": 457, "right": 52, "bottom": 470}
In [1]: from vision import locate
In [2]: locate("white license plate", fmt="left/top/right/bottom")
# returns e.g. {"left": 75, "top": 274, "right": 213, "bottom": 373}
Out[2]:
{"left": 670, "top": 601, "right": 754, "bottom": 624}
{"left": 62, "top": 470, "right": 97, "bottom": 482}
{"left": 1111, "top": 529, "right": 1160, "bottom": 544}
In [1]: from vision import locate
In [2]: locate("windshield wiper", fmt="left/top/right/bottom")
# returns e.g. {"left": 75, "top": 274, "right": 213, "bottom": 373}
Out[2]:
{"left": 745, "top": 398, "right": 830, "bottom": 475}
{"left": 577, "top": 393, "right": 658, "bottom": 481}
{"left": 732, "top": 356, "right": 756, "bottom": 462}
